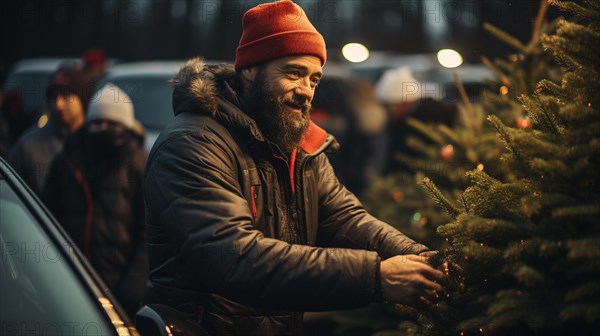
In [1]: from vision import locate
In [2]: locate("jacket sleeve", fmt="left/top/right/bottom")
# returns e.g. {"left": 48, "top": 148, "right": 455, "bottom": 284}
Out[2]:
{"left": 40, "top": 154, "right": 63, "bottom": 220}
{"left": 144, "top": 124, "right": 380, "bottom": 312}
{"left": 314, "top": 153, "right": 429, "bottom": 259}
{"left": 115, "top": 149, "right": 149, "bottom": 313}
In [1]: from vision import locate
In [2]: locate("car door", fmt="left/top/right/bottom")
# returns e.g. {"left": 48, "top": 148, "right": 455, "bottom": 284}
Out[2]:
{"left": 0, "top": 157, "right": 138, "bottom": 336}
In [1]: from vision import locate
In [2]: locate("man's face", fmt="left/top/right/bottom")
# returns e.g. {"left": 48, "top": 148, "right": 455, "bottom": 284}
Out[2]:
{"left": 246, "top": 55, "right": 323, "bottom": 154}
{"left": 47, "top": 91, "right": 85, "bottom": 129}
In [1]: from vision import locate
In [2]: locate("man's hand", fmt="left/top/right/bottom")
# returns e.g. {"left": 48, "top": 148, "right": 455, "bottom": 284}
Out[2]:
{"left": 380, "top": 254, "right": 445, "bottom": 305}
{"left": 418, "top": 250, "right": 438, "bottom": 259}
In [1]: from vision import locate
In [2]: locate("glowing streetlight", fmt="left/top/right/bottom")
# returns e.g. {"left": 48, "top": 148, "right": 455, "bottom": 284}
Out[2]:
{"left": 437, "top": 49, "right": 463, "bottom": 68}
{"left": 342, "top": 43, "right": 370, "bottom": 63}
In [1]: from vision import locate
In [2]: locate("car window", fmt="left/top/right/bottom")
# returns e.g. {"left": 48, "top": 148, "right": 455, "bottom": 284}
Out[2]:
{"left": 0, "top": 179, "right": 114, "bottom": 335}
{"left": 3, "top": 73, "right": 52, "bottom": 115}
{"left": 107, "top": 78, "right": 174, "bottom": 131}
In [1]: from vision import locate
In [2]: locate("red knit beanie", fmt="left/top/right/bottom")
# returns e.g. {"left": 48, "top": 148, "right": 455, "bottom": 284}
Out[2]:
{"left": 235, "top": 0, "right": 326, "bottom": 71}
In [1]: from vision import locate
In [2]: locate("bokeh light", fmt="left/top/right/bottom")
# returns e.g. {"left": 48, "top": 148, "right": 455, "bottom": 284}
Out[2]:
{"left": 437, "top": 49, "right": 463, "bottom": 68}
{"left": 342, "top": 43, "right": 370, "bottom": 63}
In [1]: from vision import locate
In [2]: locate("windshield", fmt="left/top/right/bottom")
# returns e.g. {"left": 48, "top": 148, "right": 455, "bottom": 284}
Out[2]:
{"left": 0, "top": 179, "right": 114, "bottom": 335}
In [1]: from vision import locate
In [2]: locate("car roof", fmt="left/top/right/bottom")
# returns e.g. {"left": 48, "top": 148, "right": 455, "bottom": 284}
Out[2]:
{"left": 9, "top": 58, "right": 81, "bottom": 74}
{"left": 101, "top": 61, "right": 185, "bottom": 79}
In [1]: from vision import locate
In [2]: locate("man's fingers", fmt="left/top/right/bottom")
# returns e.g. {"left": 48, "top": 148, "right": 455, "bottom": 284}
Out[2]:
{"left": 419, "top": 251, "right": 438, "bottom": 258}
{"left": 419, "top": 295, "right": 433, "bottom": 306}
{"left": 406, "top": 254, "right": 445, "bottom": 281}
{"left": 421, "top": 288, "right": 441, "bottom": 303}
{"left": 420, "top": 277, "right": 443, "bottom": 293}
{"left": 404, "top": 255, "right": 446, "bottom": 281}
{"left": 420, "top": 265, "right": 446, "bottom": 282}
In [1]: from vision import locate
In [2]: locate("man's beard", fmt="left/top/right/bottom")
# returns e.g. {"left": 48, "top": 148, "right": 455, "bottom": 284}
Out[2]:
{"left": 246, "top": 68, "right": 311, "bottom": 155}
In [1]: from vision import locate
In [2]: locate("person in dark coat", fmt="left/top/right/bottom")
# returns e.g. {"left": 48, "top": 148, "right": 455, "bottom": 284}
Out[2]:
{"left": 43, "top": 83, "right": 148, "bottom": 318}
{"left": 8, "top": 63, "right": 93, "bottom": 195}
{"left": 142, "top": 1, "right": 444, "bottom": 335}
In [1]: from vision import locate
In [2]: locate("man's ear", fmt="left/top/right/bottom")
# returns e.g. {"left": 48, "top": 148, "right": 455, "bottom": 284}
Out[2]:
{"left": 240, "top": 67, "right": 258, "bottom": 82}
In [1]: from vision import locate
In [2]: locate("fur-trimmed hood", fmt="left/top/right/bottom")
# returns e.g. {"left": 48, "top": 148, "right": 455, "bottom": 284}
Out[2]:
{"left": 169, "top": 57, "right": 337, "bottom": 155}
{"left": 170, "top": 57, "right": 237, "bottom": 118}
{"left": 170, "top": 57, "right": 274, "bottom": 143}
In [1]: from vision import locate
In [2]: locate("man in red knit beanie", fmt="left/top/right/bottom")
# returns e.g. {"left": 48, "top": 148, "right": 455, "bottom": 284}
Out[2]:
{"left": 142, "top": 1, "right": 444, "bottom": 335}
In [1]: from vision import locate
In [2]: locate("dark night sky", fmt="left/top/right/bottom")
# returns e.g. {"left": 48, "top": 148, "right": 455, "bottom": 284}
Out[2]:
{"left": 1, "top": 0, "right": 560, "bottom": 80}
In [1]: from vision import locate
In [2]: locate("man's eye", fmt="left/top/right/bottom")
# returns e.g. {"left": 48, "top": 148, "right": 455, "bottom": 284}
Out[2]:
{"left": 289, "top": 71, "right": 301, "bottom": 78}
{"left": 311, "top": 78, "right": 320, "bottom": 87}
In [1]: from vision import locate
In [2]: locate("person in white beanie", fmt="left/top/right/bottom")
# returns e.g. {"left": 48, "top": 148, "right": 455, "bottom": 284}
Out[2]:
{"left": 375, "top": 67, "right": 457, "bottom": 173}
{"left": 42, "top": 83, "right": 148, "bottom": 319}
{"left": 375, "top": 66, "right": 424, "bottom": 125}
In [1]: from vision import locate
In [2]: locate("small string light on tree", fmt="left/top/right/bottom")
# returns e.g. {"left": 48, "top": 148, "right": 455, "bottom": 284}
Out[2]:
{"left": 516, "top": 115, "right": 532, "bottom": 128}
{"left": 411, "top": 212, "right": 424, "bottom": 227}
{"left": 389, "top": 190, "right": 404, "bottom": 203}
{"left": 440, "top": 144, "right": 455, "bottom": 162}
{"left": 509, "top": 53, "right": 525, "bottom": 62}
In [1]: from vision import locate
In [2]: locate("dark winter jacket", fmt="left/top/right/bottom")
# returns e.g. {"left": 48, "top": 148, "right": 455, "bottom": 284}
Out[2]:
{"left": 142, "top": 58, "right": 429, "bottom": 335}
{"left": 42, "top": 127, "right": 148, "bottom": 317}
{"left": 9, "top": 119, "right": 70, "bottom": 195}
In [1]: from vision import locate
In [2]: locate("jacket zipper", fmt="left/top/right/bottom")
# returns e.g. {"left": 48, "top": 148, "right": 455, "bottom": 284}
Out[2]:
{"left": 272, "top": 148, "right": 297, "bottom": 201}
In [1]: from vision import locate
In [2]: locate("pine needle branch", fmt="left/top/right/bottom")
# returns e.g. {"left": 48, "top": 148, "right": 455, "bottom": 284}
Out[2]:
{"left": 487, "top": 115, "right": 520, "bottom": 159}
{"left": 548, "top": 0, "right": 600, "bottom": 21}
{"left": 583, "top": 0, "right": 600, "bottom": 10}
{"left": 519, "top": 94, "right": 563, "bottom": 136}
{"left": 481, "top": 56, "right": 511, "bottom": 87}
{"left": 484, "top": 22, "right": 527, "bottom": 52}
{"left": 527, "top": 0, "right": 550, "bottom": 52}
{"left": 452, "top": 71, "right": 478, "bottom": 132}
{"left": 421, "top": 177, "right": 461, "bottom": 219}
{"left": 406, "top": 117, "right": 446, "bottom": 145}
{"left": 535, "top": 79, "right": 564, "bottom": 98}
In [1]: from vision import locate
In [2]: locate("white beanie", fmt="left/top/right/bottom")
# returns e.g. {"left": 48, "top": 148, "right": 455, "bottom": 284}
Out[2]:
{"left": 374, "top": 67, "right": 422, "bottom": 104}
{"left": 87, "top": 83, "right": 136, "bottom": 130}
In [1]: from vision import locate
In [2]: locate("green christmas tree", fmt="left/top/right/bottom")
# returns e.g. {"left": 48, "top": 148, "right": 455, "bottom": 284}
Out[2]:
{"left": 412, "top": 1, "right": 600, "bottom": 335}
{"left": 362, "top": 1, "right": 559, "bottom": 251}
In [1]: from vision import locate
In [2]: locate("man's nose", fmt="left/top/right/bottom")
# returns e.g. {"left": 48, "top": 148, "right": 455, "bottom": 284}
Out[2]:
{"left": 54, "top": 95, "right": 67, "bottom": 109}
{"left": 294, "top": 78, "right": 314, "bottom": 102}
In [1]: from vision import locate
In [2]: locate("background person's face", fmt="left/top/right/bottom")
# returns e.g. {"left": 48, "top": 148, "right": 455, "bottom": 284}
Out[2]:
{"left": 48, "top": 92, "right": 85, "bottom": 129}
{"left": 246, "top": 55, "right": 323, "bottom": 154}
